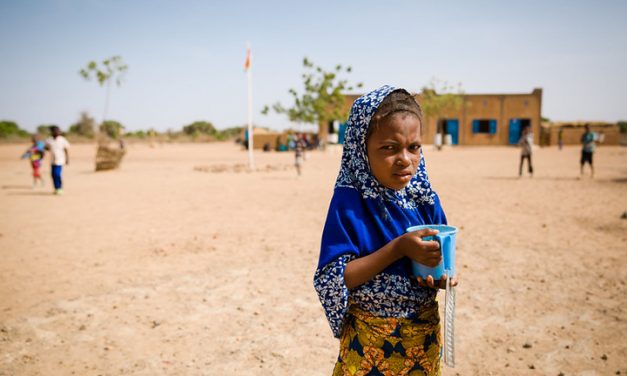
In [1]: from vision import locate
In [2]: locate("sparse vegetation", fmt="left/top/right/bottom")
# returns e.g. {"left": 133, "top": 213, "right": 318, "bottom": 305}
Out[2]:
{"left": 100, "top": 120, "right": 125, "bottom": 140}
{"left": 0, "top": 120, "right": 29, "bottom": 139}
{"left": 262, "top": 57, "right": 362, "bottom": 126}
{"left": 67, "top": 112, "right": 96, "bottom": 138}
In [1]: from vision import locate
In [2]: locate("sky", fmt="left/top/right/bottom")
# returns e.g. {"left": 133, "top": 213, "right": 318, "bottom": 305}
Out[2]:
{"left": 1, "top": 0, "right": 626, "bottom": 132}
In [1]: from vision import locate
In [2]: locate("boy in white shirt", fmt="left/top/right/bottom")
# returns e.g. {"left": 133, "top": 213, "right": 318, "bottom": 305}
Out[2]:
{"left": 45, "top": 126, "right": 70, "bottom": 195}
{"left": 518, "top": 125, "right": 533, "bottom": 177}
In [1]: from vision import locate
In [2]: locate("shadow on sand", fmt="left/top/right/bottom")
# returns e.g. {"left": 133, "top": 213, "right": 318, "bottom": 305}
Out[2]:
{"left": 483, "top": 176, "right": 582, "bottom": 181}
{"left": 484, "top": 176, "right": 627, "bottom": 183}
{"left": 2, "top": 185, "right": 34, "bottom": 190}
{"left": 483, "top": 176, "right": 524, "bottom": 181}
{"left": 7, "top": 191, "right": 55, "bottom": 196}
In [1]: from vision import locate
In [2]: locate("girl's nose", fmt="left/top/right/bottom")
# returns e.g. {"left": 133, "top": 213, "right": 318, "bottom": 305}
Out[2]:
{"left": 395, "top": 150, "right": 411, "bottom": 166}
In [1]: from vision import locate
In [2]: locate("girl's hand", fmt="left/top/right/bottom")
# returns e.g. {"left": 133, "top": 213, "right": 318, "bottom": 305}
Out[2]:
{"left": 416, "top": 274, "right": 459, "bottom": 289}
{"left": 396, "top": 228, "right": 441, "bottom": 267}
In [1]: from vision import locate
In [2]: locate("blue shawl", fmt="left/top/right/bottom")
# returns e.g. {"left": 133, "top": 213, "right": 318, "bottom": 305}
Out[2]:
{"left": 313, "top": 85, "right": 447, "bottom": 338}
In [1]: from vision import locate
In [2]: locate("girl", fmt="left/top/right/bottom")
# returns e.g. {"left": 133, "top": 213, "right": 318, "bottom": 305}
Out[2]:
{"left": 314, "top": 86, "right": 455, "bottom": 376}
{"left": 21, "top": 135, "right": 46, "bottom": 188}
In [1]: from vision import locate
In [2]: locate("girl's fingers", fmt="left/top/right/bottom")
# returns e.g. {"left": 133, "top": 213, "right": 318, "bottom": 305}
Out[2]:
{"left": 416, "top": 229, "right": 439, "bottom": 238}
{"left": 439, "top": 274, "right": 447, "bottom": 289}
{"left": 426, "top": 275, "right": 434, "bottom": 288}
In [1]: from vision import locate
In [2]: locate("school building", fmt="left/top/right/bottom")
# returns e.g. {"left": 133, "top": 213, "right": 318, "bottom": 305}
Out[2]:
{"left": 323, "top": 88, "right": 544, "bottom": 146}
{"left": 540, "top": 121, "right": 621, "bottom": 146}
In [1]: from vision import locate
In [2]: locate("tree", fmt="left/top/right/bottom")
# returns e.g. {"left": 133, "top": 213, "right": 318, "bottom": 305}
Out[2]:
{"left": 262, "top": 57, "right": 363, "bottom": 126}
{"left": 618, "top": 121, "right": 627, "bottom": 134}
{"left": 79, "top": 55, "right": 128, "bottom": 123}
{"left": 420, "top": 79, "right": 465, "bottom": 120}
{"left": 99, "top": 120, "right": 125, "bottom": 140}
{"left": 182, "top": 121, "right": 216, "bottom": 137}
{"left": 67, "top": 112, "right": 96, "bottom": 138}
{"left": 37, "top": 124, "right": 57, "bottom": 136}
{"left": 0, "top": 120, "right": 29, "bottom": 138}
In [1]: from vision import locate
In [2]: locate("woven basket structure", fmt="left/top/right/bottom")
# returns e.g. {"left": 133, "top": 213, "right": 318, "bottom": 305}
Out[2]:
{"left": 95, "top": 143, "right": 126, "bottom": 171}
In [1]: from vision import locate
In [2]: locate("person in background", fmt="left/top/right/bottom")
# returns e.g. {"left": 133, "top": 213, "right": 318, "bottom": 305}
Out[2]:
{"left": 45, "top": 126, "right": 70, "bottom": 195}
{"left": 518, "top": 125, "right": 533, "bottom": 177}
{"left": 21, "top": 135, "right": 46, "bottom": 188}
{"left": 294, "top": 136, "right": 304, "bottom": 176}
{"left": 580, "top": 124, "right": 598, "bottom": 178}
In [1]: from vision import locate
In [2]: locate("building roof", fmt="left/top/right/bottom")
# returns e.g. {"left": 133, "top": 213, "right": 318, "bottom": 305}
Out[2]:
{"left": 542, "top": 121, "right": 617, "bottom": 129}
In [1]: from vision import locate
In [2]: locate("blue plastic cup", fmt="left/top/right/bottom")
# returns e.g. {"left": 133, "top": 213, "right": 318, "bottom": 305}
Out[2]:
{"left": 405, "top": 224, "right": 458, "bottom": 280}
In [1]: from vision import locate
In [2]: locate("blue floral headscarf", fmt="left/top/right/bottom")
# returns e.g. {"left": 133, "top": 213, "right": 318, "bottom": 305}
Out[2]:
{"left": 314, "top": 85, "right": 447, "bottom": 338}
{"left": 335, "top": 85, "right": 436, "bottom": 209}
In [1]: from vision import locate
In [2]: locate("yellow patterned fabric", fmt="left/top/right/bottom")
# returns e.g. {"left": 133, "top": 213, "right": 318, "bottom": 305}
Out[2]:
{"left": 332, "top": 304, "right": 441, "bottom": 376}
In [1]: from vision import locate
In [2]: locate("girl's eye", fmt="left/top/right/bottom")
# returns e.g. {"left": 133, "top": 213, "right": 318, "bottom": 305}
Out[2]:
{"left": 381, "top": 145, "right": 395, "bottom": 151}
{"left": 409, "top": 144, "right": 421, "bottom": 151}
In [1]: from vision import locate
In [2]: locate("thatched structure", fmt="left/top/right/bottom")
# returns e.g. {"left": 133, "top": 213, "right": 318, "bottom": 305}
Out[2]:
{"left": 95, "top": 139, "right": 126, "bottom": 171}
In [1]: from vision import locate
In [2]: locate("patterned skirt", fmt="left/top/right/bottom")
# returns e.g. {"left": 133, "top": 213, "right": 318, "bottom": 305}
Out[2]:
{"left": 333, "top": 304, "right": 441, "bottom": 376}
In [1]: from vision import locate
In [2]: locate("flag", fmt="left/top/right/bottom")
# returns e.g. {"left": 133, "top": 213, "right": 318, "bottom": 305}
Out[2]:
{"left": 243, "top": 47, "right": 251, "bottom": 72}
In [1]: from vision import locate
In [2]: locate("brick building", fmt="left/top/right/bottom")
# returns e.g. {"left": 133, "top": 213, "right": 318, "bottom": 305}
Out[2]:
{"left": 323, "top": 88, "right": 543, "bottom": 146}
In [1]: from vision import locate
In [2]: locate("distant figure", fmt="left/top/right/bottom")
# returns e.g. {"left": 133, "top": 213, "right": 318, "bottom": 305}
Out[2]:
{"left": 518, "top": 125, "right": 533, "bottom": 177}
{"left": 580, "top": 125, "right": 598, "bottom": 178}
{"left": 21, "top": 135, "right": 46, "bottom": 188}
{"left": 45, "top": 126, "right": 70, "bottom": 195}
{"left": 294, "top": 138, "right": 304, "bottom": 176}
{"left": 558, "top": 128, "right": 564, "bottom": 150}
{"left": 434, "top": 131, "right": 442, "bottom": 151}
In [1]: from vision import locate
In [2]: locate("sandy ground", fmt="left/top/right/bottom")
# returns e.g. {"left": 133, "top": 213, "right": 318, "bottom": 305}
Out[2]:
{"left": 0, "top": 142, "right": 625, "bottom": 376}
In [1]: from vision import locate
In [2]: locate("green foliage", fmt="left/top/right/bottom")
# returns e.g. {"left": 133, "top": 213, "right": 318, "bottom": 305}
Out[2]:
{"left": 125, "top": 130, "right": 147, "bottom": 138}
{"left": 420, "top": 79, "right": 465, "bottom": 119}
{"left": 37, "top": 124, "right": 57, "bottom": 135}
{"left": 618, "top": 121, "right": 627, "bottom": 134}
{"left": 262, "top": 57, "right": 363, "bottom": 124}
{"left": 79, "top": 56, "right": 128, "bottom": 87}
{"left": 67, "top": 112, "right": 96, "bottom": 138}
{"left": 182, "top": 121, "right": 216, "bottom": 138}
{"left": 0, "top": 120, "right": 29, "bottom": 138}
{"left": 100, "top": 120, "right": 125, "bottom": 139}
{"left": 541, "top": 116, "right": 551, "bottom": 123}
{"left": 215, "top": 126, "right": 244, "bottom": 141}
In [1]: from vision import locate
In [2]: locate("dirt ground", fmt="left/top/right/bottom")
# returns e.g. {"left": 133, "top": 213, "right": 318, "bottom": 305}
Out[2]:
{"left": 0, "top": 142, "right": 625, "bottom": 376}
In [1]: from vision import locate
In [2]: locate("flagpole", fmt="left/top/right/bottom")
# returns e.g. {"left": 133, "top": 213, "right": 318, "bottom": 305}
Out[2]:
{"left": 246, "top": 45, "right": 254, "bottom": 169}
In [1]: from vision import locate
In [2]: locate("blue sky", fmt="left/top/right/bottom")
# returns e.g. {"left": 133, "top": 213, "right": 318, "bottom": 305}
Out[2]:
{"left": 1, "top": 0, "right": 626, "bottom": 132}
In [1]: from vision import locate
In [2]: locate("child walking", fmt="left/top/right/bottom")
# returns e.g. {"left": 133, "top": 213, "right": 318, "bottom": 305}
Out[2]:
{"left": 314, "top": 86, "right": 455, "bottom": 376}
{"left": 21, "top": 135, "right": 46, "bottom": 188}
{"left": 518, "top": 125, "right": 533, "bottom": 177}
{"left": 294, "top": 136, "right": 304, "bottom": 176}
{"left": 45, "top": 126, "right": 70, "bottom": 195}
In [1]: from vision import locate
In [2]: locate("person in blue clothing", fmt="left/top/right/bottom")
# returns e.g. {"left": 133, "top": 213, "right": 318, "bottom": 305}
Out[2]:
{"left": 580, "top": 125, "right": 598, "bottom": 178}
{"left": 314, "top": 86, "right": 457, "bottom": 376}
{"left": 45, "top": 126, "right": 70, "bottom": 195}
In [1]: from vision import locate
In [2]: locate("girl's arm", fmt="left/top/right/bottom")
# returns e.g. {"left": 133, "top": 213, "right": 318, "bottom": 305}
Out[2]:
{"left": 344, "top": 228, "right": 441, "bottom": 289}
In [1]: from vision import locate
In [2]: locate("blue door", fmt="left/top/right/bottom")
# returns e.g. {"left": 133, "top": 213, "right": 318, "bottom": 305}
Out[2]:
{"left": 338, "top": 122, "right": 347, "bottom": 144}
{"left": 509, "top": 119, "right": 521, "bottom": 145}
{"left": 447, "top": 119, "right": 459, "bottom": 145}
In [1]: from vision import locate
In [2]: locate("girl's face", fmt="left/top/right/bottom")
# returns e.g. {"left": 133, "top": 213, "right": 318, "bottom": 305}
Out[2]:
{"left": 366, "top": 113, "right": 422, "bottom": 191}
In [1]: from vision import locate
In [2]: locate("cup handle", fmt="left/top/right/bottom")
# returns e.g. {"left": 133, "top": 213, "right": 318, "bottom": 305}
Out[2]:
{"left": 439, "top": 234, "right": 452, "bottom": 275}
{"left": 434, "top": 233, "right": 444, "bottom": 278}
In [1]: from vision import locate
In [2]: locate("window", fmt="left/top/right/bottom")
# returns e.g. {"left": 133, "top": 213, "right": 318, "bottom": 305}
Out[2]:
{"left": 472, "top": 119, "right": 497, "bottom": 134}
